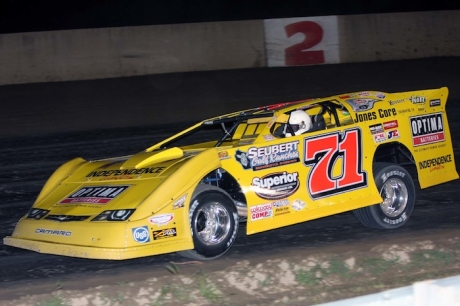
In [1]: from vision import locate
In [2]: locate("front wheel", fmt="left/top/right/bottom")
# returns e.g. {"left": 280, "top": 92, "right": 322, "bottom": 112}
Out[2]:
{"left": 178, "top": 184, "right": 238, "bottom": 260}
{"left": 353, "top": 163, "right": 415, "bottom": 229}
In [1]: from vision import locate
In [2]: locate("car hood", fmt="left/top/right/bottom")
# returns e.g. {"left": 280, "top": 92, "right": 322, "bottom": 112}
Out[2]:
{"left": 34, "top": 147, "right": 200, "bottom": 217}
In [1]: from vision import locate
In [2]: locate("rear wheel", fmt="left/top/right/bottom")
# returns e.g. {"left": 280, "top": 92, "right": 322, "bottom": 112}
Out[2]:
{"left": 178, "top": 184, "right": 238, "bottom": 260}
{"left": 353, "top": 163, "right": 415, "bottom": 229}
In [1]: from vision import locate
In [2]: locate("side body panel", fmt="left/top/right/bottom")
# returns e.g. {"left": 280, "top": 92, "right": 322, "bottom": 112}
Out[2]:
{"left": 221, "top": 124, "right": 382, "bottom": 235}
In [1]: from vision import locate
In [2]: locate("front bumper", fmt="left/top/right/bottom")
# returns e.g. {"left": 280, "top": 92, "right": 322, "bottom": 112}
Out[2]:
{"left": 3, "top": 236, "right": 194, "bottom": 260}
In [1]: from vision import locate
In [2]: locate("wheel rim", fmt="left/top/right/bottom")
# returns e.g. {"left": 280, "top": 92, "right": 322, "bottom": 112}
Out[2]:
{"left": 193, "top": 201, "right": 231, "bottom": 245}
{"left": 379, "top": 178, "right": 408, "bottom": 217}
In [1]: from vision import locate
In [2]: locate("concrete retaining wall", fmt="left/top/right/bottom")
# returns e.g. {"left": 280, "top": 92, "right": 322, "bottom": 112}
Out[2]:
{"left": 0, "top": 11, "right": 459, "bottom": 85}
{"left": 338, "top": 10, "right": 460, "bottom": 62}
{"left": 0, "top": 20, "right": 265, "bottom": 85}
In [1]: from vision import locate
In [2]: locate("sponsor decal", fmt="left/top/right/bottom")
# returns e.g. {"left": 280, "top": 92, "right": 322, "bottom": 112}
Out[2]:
{"left": 218, "top": 151, "right": 231, "bottom": 160}
{"left": 59, "top": 185, "right": 130, "bottom": 204}
{"left": 354, "top": 91, "right": 371, "bottom": 97}
{"left": 250, "top": 203, "right": 273, "bottom": 221}
{"left": 148, "top": 213, "right": 174, "bottom": 226}
{"left": 414, "top": 143, "right": 445, "bottom": 153}
{"left": 386, "top": 130, "right": 400, "bottom": 140}
{"left": 273, "top": 199, "right": 290, "bottom": 208}
{"left": 388, "top": 99, "right": 405, "bottom": 106}
{"left": 132, "top": 226, "right": 150, "bottom": 243}
{"left": 373, "top": 133, "right": 386, "bottom": 143}
{"left": 378, "top": 108, "right": 397, "bottom": 118}
{"left": 348, "top": 91, "right": 385, "bottom": 99}
{"left": 430, "top": 99, "right": 441, "bottom": 107}
{"left": 263, "top": 134, "right": 275, "bottom": 141}
{"left": 172, "top": 194, "right": 187, "bottom": 210}
{"left": 369, "top": 124, "right": 383, "bottom": 135}
{"left": 398, "top": 108, "right": 412, "bottom": 114}
{"left": 35, "top": 228, "right": 72, "bottom": 236}
{"left": 384, "top": 212, "right": 407, "bottom": 225}
{"left": 353, "top": 108, "right": 396, "bottom": 123}
{"left": 97, "top": 175, "right": 135, "bottom": 181}
{"left": 252, "top": 171, "right": 300, "bottom": 200}
{"left": 381, "top": 171, "right": 405, "bottom": 182}
{"left": 235, "top": 141, "right": 300, "bottom": 171}
{"left": 152, "top": 228, "right": 177, "bottom": 240}
{"left": 383, "top": 120, "right": 398, "bottom": 130}
{"left": 354, "top": 111, "right": 377, "bottom": 123}
{"left": 345, "top": 98, "right": 380, "bottom": 112}
{"left": 410, "top": 113, "right": 445, "bottom": 146}
{"left": 86, "top": 167, "right": 165, "bottom": 178}
{"left": 291, "top": 199, "right": 306, "bottom": 211}
{"left": 409, "top": 95, "right": 426, "bottom": 104}
{"left": 275, "top": 206, "right": 290, "bottom": 216}
{"left": 270, "top": 200, "right": 291, "bottom": 216}
{"left": 418, "top": 154, "right": 452, "bottom": 171}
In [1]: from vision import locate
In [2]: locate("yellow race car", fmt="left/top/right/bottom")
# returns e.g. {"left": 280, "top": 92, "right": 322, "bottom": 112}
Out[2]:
{"left": 4, "top": 87, "right": 458, "bottom": 260}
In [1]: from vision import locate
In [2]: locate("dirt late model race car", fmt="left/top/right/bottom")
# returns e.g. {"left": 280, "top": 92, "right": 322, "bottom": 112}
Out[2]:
{"left": 4, "top": 87, "right": 459, "bottom": 260}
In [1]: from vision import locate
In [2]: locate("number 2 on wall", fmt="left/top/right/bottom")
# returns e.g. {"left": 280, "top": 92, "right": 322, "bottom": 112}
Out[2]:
{"left": 284, "top": 21, "right": 325, "bottom": 66}
{"left": 304, "top": 128, "right": 368, "bottom": 199}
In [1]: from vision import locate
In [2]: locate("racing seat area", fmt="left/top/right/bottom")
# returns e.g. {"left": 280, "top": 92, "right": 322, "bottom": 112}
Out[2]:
{"left": 310, "top": 114, "right": 326, "bottom": 132}
{"left": 273, "top": 124, "right": 287, "bottom": 138}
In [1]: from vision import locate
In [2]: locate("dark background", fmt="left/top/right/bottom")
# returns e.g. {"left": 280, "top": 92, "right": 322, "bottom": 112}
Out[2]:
{"left": 1, "top": 0, "right": 460, "bottom": 34}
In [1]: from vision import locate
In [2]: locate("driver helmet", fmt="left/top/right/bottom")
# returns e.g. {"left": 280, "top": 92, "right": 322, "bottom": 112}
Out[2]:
{"left": 285, "top": 110, "right": 312, "bottom": 137}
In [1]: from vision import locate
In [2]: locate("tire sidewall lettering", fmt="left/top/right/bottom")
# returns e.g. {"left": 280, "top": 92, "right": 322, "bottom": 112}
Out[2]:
{"left": 189, "top": 199, "right": 200, "bottom": 237}
{"left": 373, "top": 165, "right": 414, "bottom": 227}
{"left": 379, "top": 170, "right": 405, "bottom": 184}
{"left": 383, "top": 212, "right": 407, "bottom": 225}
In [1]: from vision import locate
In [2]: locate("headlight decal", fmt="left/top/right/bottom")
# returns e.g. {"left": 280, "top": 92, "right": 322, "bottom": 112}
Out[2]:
{"left": 26, "top": 209, "right": 50, "bottom": 220}
{"left": 91, "top": 209, "right": 135, "bottom": 221}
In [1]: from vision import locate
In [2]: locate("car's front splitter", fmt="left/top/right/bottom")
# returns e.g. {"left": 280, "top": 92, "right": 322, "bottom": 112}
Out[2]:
{"left": 3, "top": 236, "right": 194, "bottom": 260}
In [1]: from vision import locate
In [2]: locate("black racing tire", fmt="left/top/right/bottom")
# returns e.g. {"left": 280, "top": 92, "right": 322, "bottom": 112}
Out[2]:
{"left": 353, "top": 162, "right": 415, "bottom": 229}
{"left": 177, "top": 184, "right": 239, "bottom": 260}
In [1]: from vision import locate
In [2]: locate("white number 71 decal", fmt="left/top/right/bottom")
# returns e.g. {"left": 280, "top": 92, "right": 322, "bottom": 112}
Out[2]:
{"left": 304, "top": 128, "right": 368, "bottom": 199}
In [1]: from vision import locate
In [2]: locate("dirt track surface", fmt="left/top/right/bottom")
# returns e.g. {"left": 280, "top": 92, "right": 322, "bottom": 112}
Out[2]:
{"left": 0, "top": 57, "right": 460, "bottom": 305}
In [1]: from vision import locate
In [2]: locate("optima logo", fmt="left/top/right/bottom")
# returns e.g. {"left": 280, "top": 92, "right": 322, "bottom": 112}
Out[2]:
{"left": 59, "top": 185, "right": 130, "bottom": 204}
{"left": 252, "top": 171, "right": 299, "bottom": 200}
{"left": 410, "top": 113, "right": 445, "bottom": 146}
